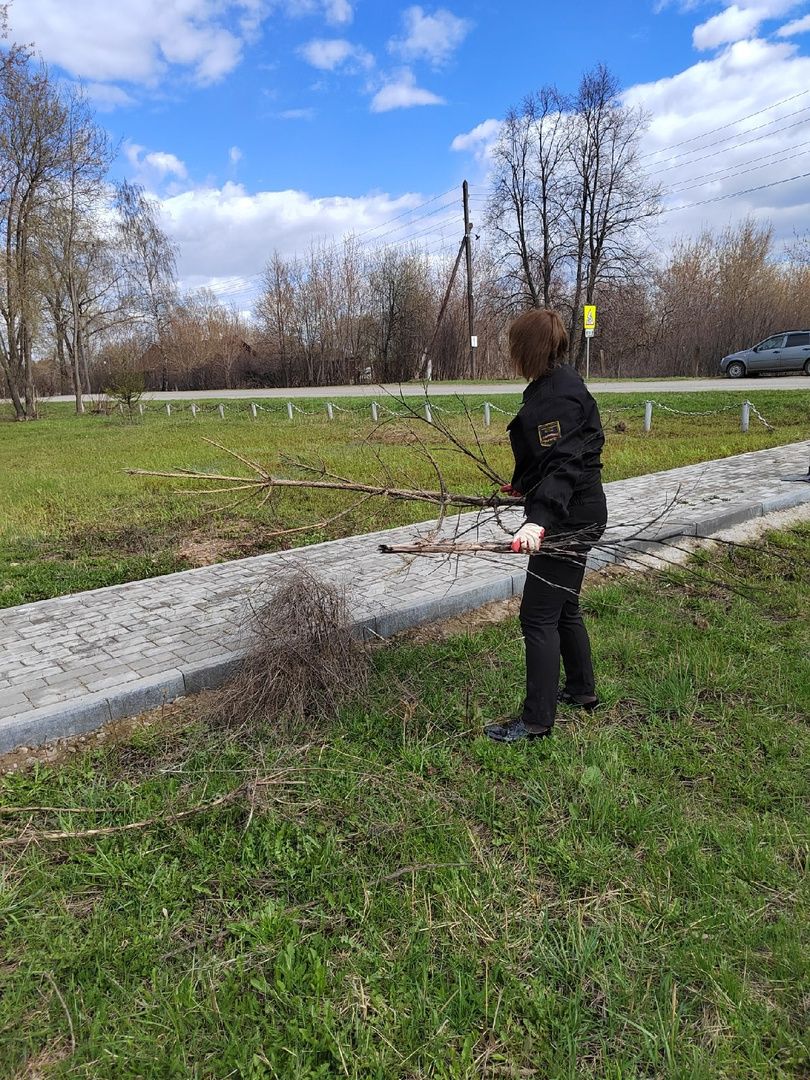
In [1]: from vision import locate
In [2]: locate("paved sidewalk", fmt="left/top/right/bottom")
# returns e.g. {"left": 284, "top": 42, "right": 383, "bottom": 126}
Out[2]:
{"left": 1, "top": 441, "right": 809, "bottom": 752}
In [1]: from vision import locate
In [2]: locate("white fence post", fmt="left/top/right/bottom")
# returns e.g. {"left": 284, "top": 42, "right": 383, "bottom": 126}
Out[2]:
{"left": 251, "top": 402, "right": 257, "bottom": 420}
{"left": 326, "top": 402, "right": 334, "bottom": 421}
{"left": 741, "top": 400, "right": 750, "bottom": 433}
{"left": 643, "top": 400, "right": 653, "bottom": 432}
{"left": 191, "top": 404, "right": 197, "bottom": 419}
{"left": 138, "top": 402, "right": 144, "bottom": 416}
{"left": 483, "top": 402, "right": 491, "bottom": 427}
{"left": 424, "top": 402, "right": 432, "bottom": 423}
{"left": 287, "top": 402, "right": 294, "bottom": 420}
{"left": 218, "top": 404, "right": 225, "bottom": 420}
{"left": 165, "top": 403, "right": 172, "bottom": 417}
{"left": 371, "top": 401, "right": 379, "bottom": 423}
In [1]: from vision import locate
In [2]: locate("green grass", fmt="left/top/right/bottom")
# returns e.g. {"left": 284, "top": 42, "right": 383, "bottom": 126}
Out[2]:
{"left": 0, "top": 527, "right": 808, "bottom": 1077}
{"left": 1, "top": 390, "right": 808, "bottom": 607}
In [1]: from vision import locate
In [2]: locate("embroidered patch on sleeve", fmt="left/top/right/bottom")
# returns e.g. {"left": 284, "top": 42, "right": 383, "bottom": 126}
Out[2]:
{"left": 538, "top": 420, "right": 562, "bottom": 447}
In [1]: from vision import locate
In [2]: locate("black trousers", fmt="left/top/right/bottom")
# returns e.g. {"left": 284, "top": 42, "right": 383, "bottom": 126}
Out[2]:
{"left": 519, "top": 491, "right": 607, "bottom": 730}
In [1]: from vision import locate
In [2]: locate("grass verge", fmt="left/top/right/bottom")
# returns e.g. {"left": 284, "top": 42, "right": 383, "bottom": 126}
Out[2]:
{"left": 1, "top": 526, "right": 808, "bottom": 1077}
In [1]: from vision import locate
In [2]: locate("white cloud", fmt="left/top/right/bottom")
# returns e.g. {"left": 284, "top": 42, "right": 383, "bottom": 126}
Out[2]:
{"left": 229, "top": 146, "right": 243, "bottom": 164}
{"left": 299, "top": 37, "right": 373, "bottom": 71}
{"left": 325, "top": 0, "right": 353, "bottom": 23}
{"left": 389, "top": 5, "right": 472, "bottom": 66}
{"left": 278, "top": 0, "right": 354, "bottom": 24}
{"left": 693, "top": 4, "right": 765, "bottom": 48}
{"left": 370, "top": 68, "right": 444, "bottom": 112}
{"left": 777, "top": 12, "right": 810, "bottom": 34}
{"left": 692, "top": 1, "right": 802, "bottom": 50}
{"left": 158, "top": 182, "right": 448, "bottom": 300}
{"left": 7, "top": 0, "right": 261, "bottom": 88}
{"left": 83, "top": 82, "right": 137, "bottom": 111}
{"left": 146, "top": 152, "right": 189, "bottom": 179}
{"left": 278, "top": 107, "right": 316, "bottom": 119}
{"left": 624, "top": 36, "right": 810, "bottom": 241}
{"left": 124, "top": 143, "right": 189, "bottom": 187}
{"left": 450, "top": 118, "right": 502, "bottom": 159}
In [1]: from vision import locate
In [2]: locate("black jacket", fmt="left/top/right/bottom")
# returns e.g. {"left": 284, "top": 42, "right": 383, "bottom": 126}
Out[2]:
{"left": 508, "top": 365, "right": 605, "bottom": 531}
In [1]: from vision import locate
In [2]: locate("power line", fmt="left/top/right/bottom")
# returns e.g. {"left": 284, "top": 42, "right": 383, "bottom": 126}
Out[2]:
{"left": 651, "top": 106, "right": 810, "bottom": 175}
{"left": 462, "top": 97, "right": 810, "bottom": 196}
{"left": 666, "top": 137, "right": 810, "bottom": 192}
{"left": 464, "top": 107, "right": 810, "bottom": 191}
{"left": 668, "top": 143, "right": 810, "bottom": 197}
{"left": 637, "top": 87, "right": 810, "bottom": 162}
{"left": 468, "top": 164, "right": 810, "bottom": 223}
{"left": 349, "top": 186, "right": 457, "bottom": 240}
{"left": 204, "top": 207, "right": 464, "bottom": 296}
{"left": 386, "top": 213, "right": 459, "bottom": 246}
{"left": 355, "top": 198, "right": 460, "bottom": 249}
{"left": 660, "top": 168, "right": 810, "bottom": 216}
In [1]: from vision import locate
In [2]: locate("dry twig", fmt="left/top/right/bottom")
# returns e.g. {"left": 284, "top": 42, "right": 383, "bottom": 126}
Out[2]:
{"left": 0, "top": 772, "right": 299, "bottom": 848}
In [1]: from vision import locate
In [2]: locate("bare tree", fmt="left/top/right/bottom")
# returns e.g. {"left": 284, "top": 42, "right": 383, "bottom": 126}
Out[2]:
{"left": 256, "top": 251, "right": 297, "bottom": 385}
{"left": 563, "top": 65, "right": 661, "bottom": 366}
{"left": 114, "top": 180, "right": 178, "bottom": 392}
{"left": 487, "top": 65, "right": 660, "bottom": 369}
{"left": 648, "top": 219, "right": 810, "bottom": 375}
{"left": 488, "top": 88, "right": 569, "bottom": 309}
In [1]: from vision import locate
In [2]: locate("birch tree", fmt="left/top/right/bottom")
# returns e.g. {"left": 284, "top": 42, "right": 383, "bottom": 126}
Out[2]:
{"left": 114, "top": 180, "right": 178, "bottom": 391}
{"left": 40, "top": 87, "right": 113, "bottom": 412}
{"left": 0, "top": 49, "right": 68, "bottom": 418}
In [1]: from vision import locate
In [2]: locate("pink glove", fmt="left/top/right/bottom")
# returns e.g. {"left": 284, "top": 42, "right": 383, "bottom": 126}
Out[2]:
{"left": 511, "top": 523, "right": 545, "bottom": 553}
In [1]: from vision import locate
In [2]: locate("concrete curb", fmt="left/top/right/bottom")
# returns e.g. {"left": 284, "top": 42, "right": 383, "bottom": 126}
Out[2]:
{"left": 2, "top": 486, "right": 809, "bottom": 755}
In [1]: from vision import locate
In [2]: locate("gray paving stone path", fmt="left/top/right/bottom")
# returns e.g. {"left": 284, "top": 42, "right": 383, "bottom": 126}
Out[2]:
{"left": 1, "top": 441, "right": 809, "bottom": 752}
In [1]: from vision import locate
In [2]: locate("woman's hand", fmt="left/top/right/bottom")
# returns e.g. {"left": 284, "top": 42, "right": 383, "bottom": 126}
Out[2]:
{"left": 511, "top": 523, "right": 545, "bottom": 553}
{"left": 500, "top": 483, "right": 522, "bottom": 497}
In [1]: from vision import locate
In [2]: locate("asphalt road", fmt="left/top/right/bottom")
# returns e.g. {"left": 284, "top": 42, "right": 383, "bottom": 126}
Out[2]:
{"left": 30, "top": 375, "right": 810, "bottom": 404}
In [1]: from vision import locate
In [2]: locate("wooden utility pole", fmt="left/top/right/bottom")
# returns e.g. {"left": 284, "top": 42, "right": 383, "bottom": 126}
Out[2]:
{"left": 463, "top": 180, "right": 477, "bottom": 379}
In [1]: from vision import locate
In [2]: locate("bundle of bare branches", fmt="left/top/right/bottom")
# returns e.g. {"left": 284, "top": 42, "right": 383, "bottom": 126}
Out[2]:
{"left": 215, "top": 569, "right": 369, "bottom": 732}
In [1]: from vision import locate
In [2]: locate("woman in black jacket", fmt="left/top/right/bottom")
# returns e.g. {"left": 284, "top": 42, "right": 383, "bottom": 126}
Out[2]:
{"left": 485, "top": 309, "right": 607, "bottom": 743}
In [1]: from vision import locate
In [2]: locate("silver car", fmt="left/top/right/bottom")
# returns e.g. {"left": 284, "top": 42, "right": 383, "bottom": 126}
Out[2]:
{"left": 721, "top": 331, "right": 810, "bottom": 377}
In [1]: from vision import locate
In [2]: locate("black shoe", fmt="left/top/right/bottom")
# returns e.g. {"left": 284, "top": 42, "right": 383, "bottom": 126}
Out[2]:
{"left": 484, "top": 718, "right": 552, "bottom": 743}
{"left": 558, "top": 690, "right": 599, "bottom": 711}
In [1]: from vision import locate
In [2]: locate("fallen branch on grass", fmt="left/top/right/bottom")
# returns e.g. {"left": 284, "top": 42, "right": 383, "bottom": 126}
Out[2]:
{"left": 0, "top": 771, "right": 301, "bottom": 848}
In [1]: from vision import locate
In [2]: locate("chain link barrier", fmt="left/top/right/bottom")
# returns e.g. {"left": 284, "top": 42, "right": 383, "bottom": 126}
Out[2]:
{"left": 647, "top": 399, "right": 739, "bottom": 417}
{"left": 746, "top": 402, "right": 775, "bottom": 430}
{"left": 100, "top": 393, "right": 776, "bottom": 433}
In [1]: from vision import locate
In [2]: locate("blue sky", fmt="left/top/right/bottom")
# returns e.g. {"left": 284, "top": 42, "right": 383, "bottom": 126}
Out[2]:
{"left": 10, "top": 1, "right": 810, "bottom": 305}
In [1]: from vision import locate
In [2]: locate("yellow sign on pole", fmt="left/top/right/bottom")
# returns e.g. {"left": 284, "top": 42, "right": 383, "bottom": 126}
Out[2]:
{"left": 584, "top": 305, "right": 597, "bottom": 332}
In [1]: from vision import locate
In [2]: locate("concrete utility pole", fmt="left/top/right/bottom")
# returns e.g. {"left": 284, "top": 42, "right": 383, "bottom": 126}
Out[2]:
{"left": 417, "top": 236, "right": 466, "bottom": 381}
{"left": 463, "top": 180, "right": 477, "bottom": 380}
